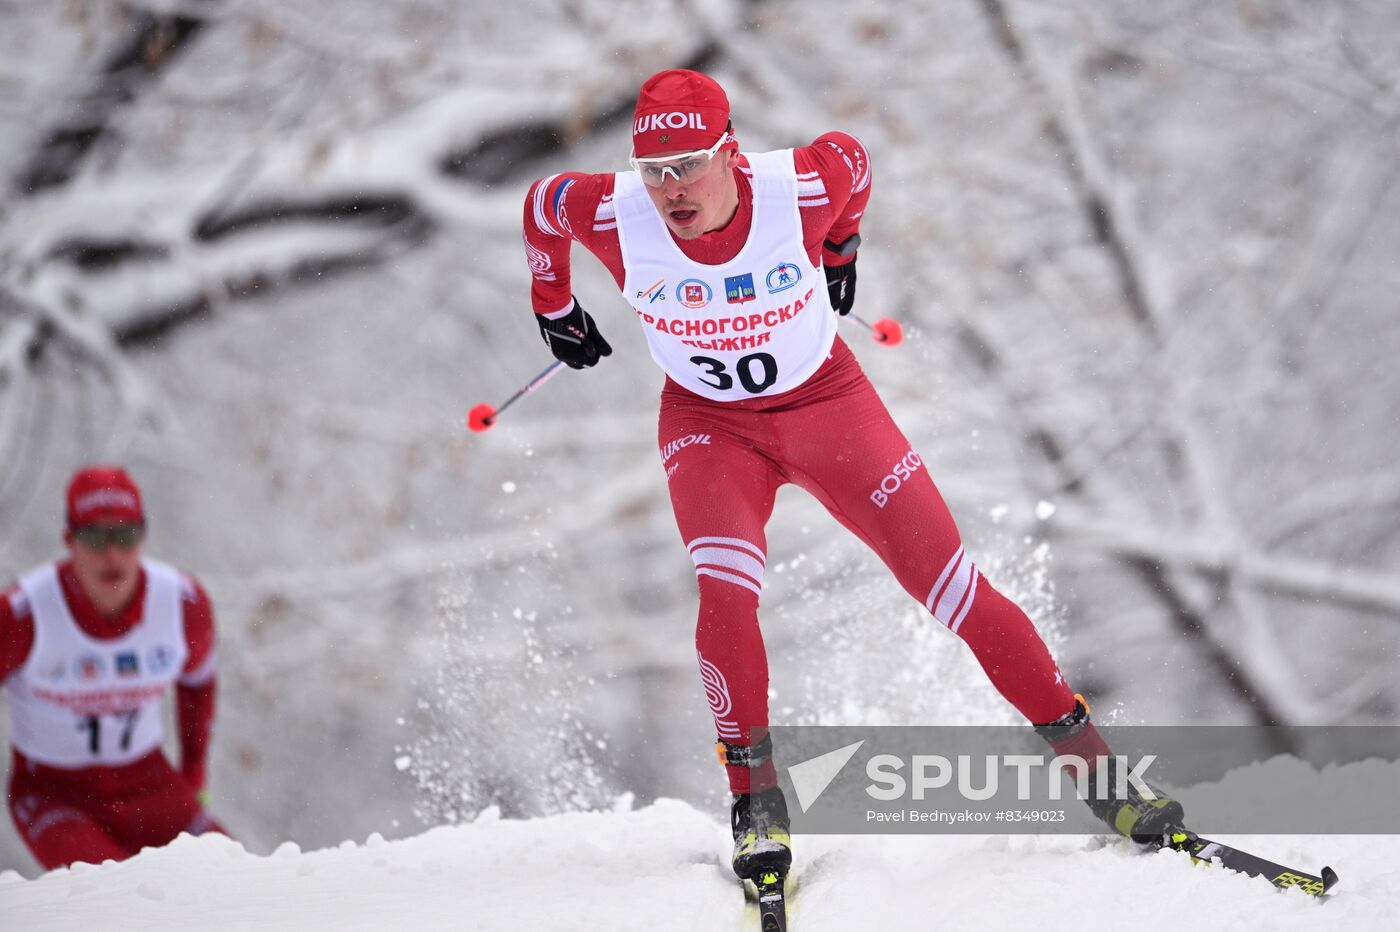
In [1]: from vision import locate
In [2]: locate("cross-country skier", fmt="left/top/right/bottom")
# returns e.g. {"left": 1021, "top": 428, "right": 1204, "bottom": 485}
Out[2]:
{"left": 1, "top": 466, "right": 226, "bottom": 870}
{"left": 521, "top": 69, "right": 1182, "bottom": 881}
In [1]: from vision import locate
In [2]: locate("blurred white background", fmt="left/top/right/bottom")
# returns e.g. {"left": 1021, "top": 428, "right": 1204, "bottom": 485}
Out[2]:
{"left": 2, "top": 0, "right": 1397, "bottom": 875}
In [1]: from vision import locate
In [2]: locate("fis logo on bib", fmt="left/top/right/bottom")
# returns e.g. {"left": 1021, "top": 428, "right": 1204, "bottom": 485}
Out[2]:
{"left": 766, "top": 262, "right": 802, "bottom": 294}
{"left": 724, "top": 273, "right": 756, "bottom": 304}
{"left": 677, "top": 279, "right": 712, "bottom": 309}
{"left": 636, "top": 279, "right": 667, "bottom": 304}
{"left": 115, "top": 652, "right": 140, "bottom": 677}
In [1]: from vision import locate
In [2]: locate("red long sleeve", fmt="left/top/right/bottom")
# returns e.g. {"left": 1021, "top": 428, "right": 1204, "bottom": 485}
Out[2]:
{"left": 798, "top": 131, "right": 872, "bottom": 266}
{"left": 0, "top": 585, "right": 36, "bottom": 683}
{"left": 523, "top": 171, "right": 622, "bottom": 315}
{"left": 176, "top": 578, "right": 217, "bottom": 790}
{"left": 176, "top": 679, "right": 215, "bottom": 791}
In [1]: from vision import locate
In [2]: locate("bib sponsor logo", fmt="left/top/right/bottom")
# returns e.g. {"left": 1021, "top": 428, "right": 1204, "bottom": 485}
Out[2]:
{"left": 870, "top": 449, "right": 924, "bottom": 508}
{"left": 146, "top": 644, "right": 176, "bottom": 676}
{"left": 43, "top": 660, "right": 66, "bottom": 683}
{"left": 661, "top": 432, "right": 712, "bottom": 464}
{"left": 725, "top": 273, "right": 756, "bottom": 304}
{"left": 74, "top": 653, "right": 105, "bottom": 681}
{"left": 636, "top": 279, "right": 667, "bottom": 304}
{"left": 766, "top": 262, "right": 801, "bottom": 294}
{"left": 634, "top": 112, "right": 710, "bottom": 134}
{"left": 677, "top": 278, "right": 712, "bottom": 309}
{"left": 115, "top": 652, "right": 139, "bottom": 677}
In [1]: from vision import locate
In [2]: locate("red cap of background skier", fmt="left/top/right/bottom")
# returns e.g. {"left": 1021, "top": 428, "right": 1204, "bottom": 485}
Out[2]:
{"left": 66, "top": 465, "right": 144, "bottom": 527}
{"left": 632, "top": 69, "right": 735, "bottom": 158}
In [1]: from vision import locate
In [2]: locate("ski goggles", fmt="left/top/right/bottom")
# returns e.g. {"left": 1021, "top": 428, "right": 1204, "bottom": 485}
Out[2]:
{"left": 71, "top": 522, "right": 146, "bottom": 550}
{"left": 629, "top": 133, "right": 732, "bottom": 188}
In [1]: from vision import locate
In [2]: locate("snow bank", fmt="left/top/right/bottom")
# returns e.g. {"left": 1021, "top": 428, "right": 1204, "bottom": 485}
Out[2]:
{"left": 2, "top": 799, "right": 1394, "bottom": 931}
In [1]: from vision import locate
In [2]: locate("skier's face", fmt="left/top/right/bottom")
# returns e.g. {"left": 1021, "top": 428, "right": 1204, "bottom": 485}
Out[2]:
{"left": 66, "top": 523, "right": 145, "bottom": 617}
{"left": 645, "top": 147, "right": 740, "bottom": 240}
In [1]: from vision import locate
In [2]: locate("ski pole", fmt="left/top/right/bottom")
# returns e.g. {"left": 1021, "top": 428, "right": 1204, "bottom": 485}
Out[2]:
{"left": 467, "top": 360, "right": 565, "bottom": 433}
{"left": 849, "top": 312, "right": 904, "bottom": 346}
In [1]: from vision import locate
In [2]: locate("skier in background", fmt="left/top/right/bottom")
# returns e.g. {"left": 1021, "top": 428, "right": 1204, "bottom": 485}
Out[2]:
{"left": 520, "top": 69, "right": 1181, "bottom": 881}
{"left": 1, "top": 466, "right": 226, "bottom": 870}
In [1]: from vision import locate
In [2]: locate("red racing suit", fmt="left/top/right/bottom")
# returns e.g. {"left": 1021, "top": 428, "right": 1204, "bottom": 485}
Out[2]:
{"left": 1, "top": 561, "right": 225, "bottom": 869}
{"left": 525, "top": 136, "right": 1080, "bottom": 793}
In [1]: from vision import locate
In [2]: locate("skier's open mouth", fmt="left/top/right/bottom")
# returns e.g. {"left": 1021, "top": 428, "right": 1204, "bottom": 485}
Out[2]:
{"left": 668, "top": 208, "right": 699, "bottom": 227}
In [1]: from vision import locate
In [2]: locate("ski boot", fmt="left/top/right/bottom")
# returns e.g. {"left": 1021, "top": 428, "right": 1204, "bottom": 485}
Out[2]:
{"left": 1034, "top": 695, "right": 1187, "bottom": 846}
{"left": 717, "top": 735, "right": 792, "bottom": 881}
{"left": 730, "top": 785, "right": 793, "bottom": 882}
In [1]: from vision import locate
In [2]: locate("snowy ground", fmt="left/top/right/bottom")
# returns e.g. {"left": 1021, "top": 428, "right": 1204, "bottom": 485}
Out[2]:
{"left": 1, "top": 799, "right": 1392, "bottom": 931}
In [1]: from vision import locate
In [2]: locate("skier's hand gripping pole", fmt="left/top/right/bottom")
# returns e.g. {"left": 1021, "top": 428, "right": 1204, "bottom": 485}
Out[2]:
{"left": 467, "top": 360, "right": 565, "bottom": 433}
{"left": 469, "top": 295, "right": 612, "bottom": 433}
{"left": 824, "top": 236, "right": 904, "bottom": 346}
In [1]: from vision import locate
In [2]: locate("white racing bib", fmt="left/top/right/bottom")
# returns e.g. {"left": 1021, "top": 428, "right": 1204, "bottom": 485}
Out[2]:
{"left": 6, "top": 560, "right": 187, "bottom": 768}
{"left": 614, "top": 150, "right": 837, "bottom": 401}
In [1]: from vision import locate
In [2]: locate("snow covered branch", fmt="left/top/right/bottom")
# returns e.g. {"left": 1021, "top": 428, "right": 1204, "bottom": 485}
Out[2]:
{"left": 14, "top": 0, "right": 220, "bottom": 195}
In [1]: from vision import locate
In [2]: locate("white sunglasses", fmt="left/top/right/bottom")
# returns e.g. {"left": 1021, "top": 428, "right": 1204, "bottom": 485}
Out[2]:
{"left": 629, "top": 133, "right": 732, "bottom": 188}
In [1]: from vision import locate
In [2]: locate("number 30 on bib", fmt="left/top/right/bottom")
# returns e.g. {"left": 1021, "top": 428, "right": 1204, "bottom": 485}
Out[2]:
{"left": 689, "top": 353, "right": 779, "bottom": 394}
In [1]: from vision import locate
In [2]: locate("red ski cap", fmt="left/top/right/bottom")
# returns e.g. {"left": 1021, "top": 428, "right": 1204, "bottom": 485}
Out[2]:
{"left": 66, "top": 465, "right": 144, "bottom": 527}
{"left": 632, "top": 69, "right": 734, "bottom": 158}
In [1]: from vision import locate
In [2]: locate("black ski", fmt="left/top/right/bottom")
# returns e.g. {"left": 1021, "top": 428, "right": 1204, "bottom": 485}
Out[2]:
{"left": 752, "top": 869, "right": 788, "bottom": 931}
{"left": 1165, "top": 832, "right": 1338, "bottom": 897}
